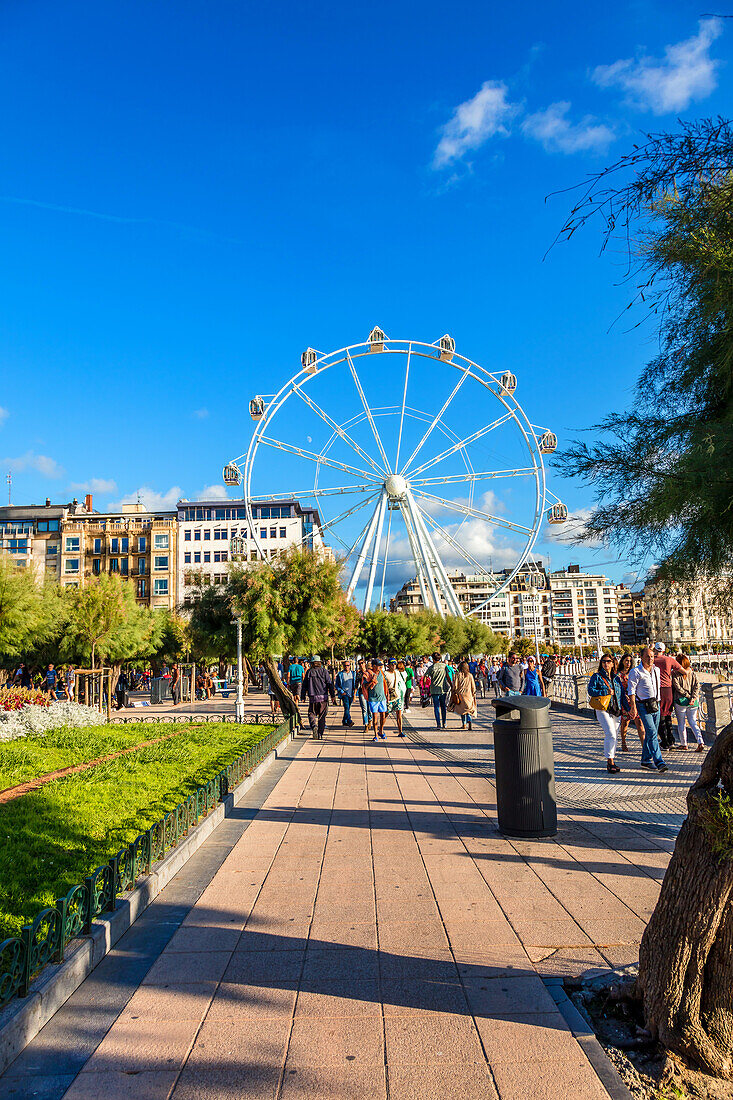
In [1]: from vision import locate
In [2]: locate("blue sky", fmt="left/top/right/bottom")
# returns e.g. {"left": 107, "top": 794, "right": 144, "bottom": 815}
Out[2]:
{"left": 0, "top": 1, "right": 729, "bottom": 593}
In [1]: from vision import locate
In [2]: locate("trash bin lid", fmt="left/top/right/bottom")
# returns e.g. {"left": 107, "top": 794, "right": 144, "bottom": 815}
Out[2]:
{"left": 492, "top": 696, "right": 551, "bottom": 716}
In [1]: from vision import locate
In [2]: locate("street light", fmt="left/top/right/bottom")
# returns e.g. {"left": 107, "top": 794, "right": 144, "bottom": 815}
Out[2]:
{"left": 231, "top": 616, "right": 245, "bottom": 722}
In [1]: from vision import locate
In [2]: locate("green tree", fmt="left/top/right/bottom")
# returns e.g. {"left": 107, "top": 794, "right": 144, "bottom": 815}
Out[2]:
{"left": 555, "top": 117, "right": 733, "bottom": 1080}
{"left": 63, "top": 575, "right": 161, "bottom": 688}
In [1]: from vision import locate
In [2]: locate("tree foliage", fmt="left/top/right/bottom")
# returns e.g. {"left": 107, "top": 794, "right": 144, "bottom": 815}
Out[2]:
{"left": 0, "top": 560, "right": 68, "bottom": 659}
{"left": 62, "top": 574, "right": 162, "bottom": 669}
{"left": 554, "top": 118, "right": 733, "bottom": 586}
{"left": 356, "top": 609, "right": 505, "bottom": 657}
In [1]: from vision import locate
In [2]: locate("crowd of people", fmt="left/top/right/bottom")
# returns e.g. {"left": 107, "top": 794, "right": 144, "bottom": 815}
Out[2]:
{"left": 261, "top": 646, "right": 707, "bottom": 772}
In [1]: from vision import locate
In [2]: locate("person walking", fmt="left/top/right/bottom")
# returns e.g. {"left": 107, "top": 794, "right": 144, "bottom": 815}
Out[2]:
{"left": 43, "top": 663, "right": 58, "bottom": 697}
{"left": 63, "top": 665, "right": 75, "bottom": 701}
{"left": 364, "top": 659, "right": 388, "bottom": 741}
{"left": 490, "top": 659, "right": 500, "bottom": 697}
{"left": 288, "top": 656, "right": 304, "bottom": 701}
{"left": 302, "top": 655, "right": 334, "bottom": 740}
{"left": 498, "top": 653, "right": 524, "bottom": 696}
{"left": 403, "top": 662, "right": 415, "bottom": 712}
{"left": 170, "top": 663, "right": 180, "bottom": 706}
{"left": 450, "top": 661, "right": 477, "bottom": 730}
{"left": 355, "top": 658, "right": 369, "bottom": 731}
{"left": 654, "top": 642, "right": 683, "bottom": 749}
{"left": 476, "top": 657, "right": 488, "bottom": 699}
{"left": 671, "top": 656, "right": 704, "bottom": 752}
{"left": 523, "top": 656, "right": 546, "bottom": 696}
{"left": 335, "top": 661, "right": 355, "bottom": 727}
{"left": 588, "top": 655, "right": 622, "bottom": 773}
{"left": 427, "top": 652, "right": 451, "bottom": 730}
{"left": 628, "top": 647, "right": 667, "bottom": 772}
{"left": 616, "top": 654, "right": 644, "bottom": 752}
{"left": 388, "top": 660, "right": 407, "bottom": 736}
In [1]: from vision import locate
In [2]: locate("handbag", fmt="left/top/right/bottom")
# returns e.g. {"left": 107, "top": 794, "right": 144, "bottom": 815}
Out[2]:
{"left": 589, "top": 694, "right": 612, "bottom": 711}
{"left": 641, "top": 698, "right": 659, "bottom": 715}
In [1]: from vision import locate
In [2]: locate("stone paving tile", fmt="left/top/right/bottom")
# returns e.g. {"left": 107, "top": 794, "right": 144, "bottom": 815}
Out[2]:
{"left": 64, "top": 1070, "right": 180, "bottom": 1100}
{"left": 474, "top": 1011, "right": 577, "bottom": 1063}
{"left": 490, "top": 1056, "right": 609, "bottom": 1099}
{"left": 141, "top": 949, "right": 232, "bottom": 985}
{"left": 387, "top": 1063, "right": 499, "bottom": 1100}
{"left": 79, "top": 1016, "right": 198, "bottom": 1074}
{"left": 199, "top": 981, "right": 298, "bottom": 1020}
{"left": 463, "top": 976, "right": 560, "bottom": 1017}
{"left": 285, "top": 1016, "right": 384, "bottom": 1065}
{"left": 293, "top": 979, "right": 382, "bottom": 1016}
{"left": 384, "top": 1011, "right": 485, "bottom": 1063}
{"left": 3, "top": 1073, "right": 77, "bottom": 1100}
{"left": 279, "top": 1062, "right": 387, "bottom": 1100}
{"left": 172, "top": 1061, "right": 283, "bottom": 1100}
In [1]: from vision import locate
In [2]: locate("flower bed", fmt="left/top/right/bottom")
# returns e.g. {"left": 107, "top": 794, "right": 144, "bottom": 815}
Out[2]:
{"left": 0, "top": 687, "right": 50, "bottom": 712}
{"left": 0, "top": 700, "right": 106, "bottom": 742}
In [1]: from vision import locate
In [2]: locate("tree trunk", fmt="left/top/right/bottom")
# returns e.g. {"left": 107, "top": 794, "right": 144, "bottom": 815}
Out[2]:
{"left": 636, "top": 720, "right": 733, "bottom": 1079}
{"left": 263, "top": 655, "right": 301, "bottom": 727}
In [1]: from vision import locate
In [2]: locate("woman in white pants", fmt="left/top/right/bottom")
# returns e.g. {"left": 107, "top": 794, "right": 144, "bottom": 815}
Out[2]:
{"left": 671, "top": 656, "right": 704, "bottom": 751}
{"left": 588, "top": 655, "right": 623, "bottom": 773}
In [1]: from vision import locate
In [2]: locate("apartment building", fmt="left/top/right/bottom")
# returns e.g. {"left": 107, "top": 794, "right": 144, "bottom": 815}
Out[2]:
{"left": 60, "top": 501, "right": 178, "bottom": 610}
{"left": 616, "top": 585, "right": 647, "bottom": 646}
{"left": 549, "top": 565, "right": 620, "bottom": 649}
{"left": 643, "top": 577, "right": 733, "bottom": 649}
{"left": 390, "top": 562, "right": 552, "bottom": 641}
{"left": 176, "top": 497, "right": 330, "bottom": 599}
{"left": 0, "top": 499, "right": 77, "bottom": 582}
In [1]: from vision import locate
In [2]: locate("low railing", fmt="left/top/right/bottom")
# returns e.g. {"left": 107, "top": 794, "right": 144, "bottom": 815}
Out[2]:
{"left": 0, "top": 715, "right": 294, "bottom": 1009}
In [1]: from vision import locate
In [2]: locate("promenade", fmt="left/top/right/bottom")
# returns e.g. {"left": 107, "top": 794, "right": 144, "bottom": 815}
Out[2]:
{"left": 1, "top": 695, "right": 695, "bottom": 1100}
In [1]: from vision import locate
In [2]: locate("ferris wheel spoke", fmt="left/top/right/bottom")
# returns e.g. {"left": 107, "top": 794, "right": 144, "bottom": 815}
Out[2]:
{"left": 418, "top": 506, "right": 492, "bottom": 581}
{"left": 412, "top": 488, "right": 534, "bottom": 536}
{"left": 405, "top": 492, "right": 463, "bottom": 618}
{"left": 259, "top": 435, "right": 382, "bottom": 483}
{"left": 394, "top": 346, "right": 411, "bottom": 471}
{"left": 346, "top": 491, "right": 387, "bottom": 602}
{"left": 291, "top": 383, "right": 387, "bottom": 478}
{"left": 346, "top": 351, "right": 392, "bottom": 472}
{"left": 410, "top": 468, "right": 535, "bottom": 488}
{"left": 248, "top": 484, "right": 378, "bottom": 503}
{"left": 283, "top": 492, "right": 380, "bottom": 558}
{"left": 399, "top": 367, "right": 470, "bottom": 475}
{"left": 406, "top": 413, "right": 515, "bottom": 479}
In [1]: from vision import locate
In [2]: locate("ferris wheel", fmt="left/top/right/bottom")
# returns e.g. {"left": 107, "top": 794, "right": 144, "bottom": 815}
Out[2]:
{"left": 223, "top": 328, "right": 567, "bottom": 618}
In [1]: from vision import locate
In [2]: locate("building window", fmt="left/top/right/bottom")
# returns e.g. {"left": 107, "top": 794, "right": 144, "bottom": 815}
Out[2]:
{"left": 194, "top": 552, "right": 201, "bottom": 564}
{"left": 120, "top": 558, "right": 128, "bottom": 576}
{"left": 110, "top": 558, "right": 119, "bottom": 572}
{"left": 154, "top": 533, "right": 169, "bottom": 550}
{"left": 92, "top": 559, "right": 101, "bottom": 575}
{"left": 94, "top": 538, "right": 102, "bottom": 554}
{"left": 213, "top": 529, "right": 221, "bottom": 540}
{"left": 154, "top": 555, "right": 169, "bottom": 570}
{"left": 153, "top": 579, "right": 169, "bottom": 596}
{"left": 138, "top": 558, "right": 147, "bottom": 574}
{"left": 204, "top": 552, "right": 210, "bottom": 563}
{"left": 137, "top": 579, "right": 147, "bottom": 598}
{"left": 260, "top": 528, "right": 267, "bottom": 539}
{"left": 194, "top": 530, "right": 201, "bottom": 541}
{"left": 65, "top": 537, "right": 80, "bottom": 552}
{"left": 46, "top": 545, "right": 58, "bottom": 555}
{"left": 221, "top": 551, "right": 228, "bottom": 562}
{"left": 269, "top": 527, "right": 276, "bottom": 539}
{"left": 65, "top": 558, "right": 80, "bottom": 574}
{"left": 184, "top": 530, "right": 191, "bottom": 541}
{"left": 279, "top": 528, "right": 286, "bottom": 539}
{"left": 37, "top": 519, "right": 59, "bottom": 532}
{"left": 138, "top": 536, "right": 147, "bottom": 552}
{"left": 214, "top": 552, "right": 221, "bottom": 563}
{"left": 184, "top": 552, "right": 191, "bottom": 564}
{"left": 203, "top": 529, "right": 210, "bottom": 540}
{"left": 121, "top": 537, "right": 129, "bottom": 553}
{"left": 111, "top": 537, "right": 119, "bottom": 553}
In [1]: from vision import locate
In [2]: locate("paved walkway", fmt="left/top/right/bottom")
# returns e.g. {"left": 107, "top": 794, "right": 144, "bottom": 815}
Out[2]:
{"left": 2, "top": 702, "right": 683, "bottom": 1100}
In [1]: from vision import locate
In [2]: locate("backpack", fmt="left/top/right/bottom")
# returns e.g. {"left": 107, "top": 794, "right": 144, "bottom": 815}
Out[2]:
{"left": 541, "top": 657, "right": 556, "bottom": 681}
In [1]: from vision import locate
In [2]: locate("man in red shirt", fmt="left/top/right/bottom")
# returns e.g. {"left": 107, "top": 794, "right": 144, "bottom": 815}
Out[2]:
{"left": 654, "top": 642, "right": 683, "bottom": 749}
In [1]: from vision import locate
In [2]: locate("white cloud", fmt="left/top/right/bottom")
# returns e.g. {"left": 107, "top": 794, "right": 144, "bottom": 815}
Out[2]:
{"left": 198, "top": 483, "right": 230, "bottom": 501}
{"left": 521, "top": 102, "right": 614, "bottom": 154}
{"left": 1, "top": 451, "right": 63, "bottom": 478}
{"left": 433, "top": 80, "right": 519, "bottom": 167}
{"left": 69, "top": 478, "right": 118, "bottom": 495}
{"left": 592, "top": 18, "right": 723, "bottom": 115}
{"left": 0, "top": 407, "right": 8, "bottom": 428}
{"left": 193, "top": 408, "right": 209, "bottom": 419}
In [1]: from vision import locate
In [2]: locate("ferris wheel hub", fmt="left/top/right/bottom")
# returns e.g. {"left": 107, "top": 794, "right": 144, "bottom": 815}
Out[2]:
{"left": 384, "top": 474, "right": 408, "bottom": 499}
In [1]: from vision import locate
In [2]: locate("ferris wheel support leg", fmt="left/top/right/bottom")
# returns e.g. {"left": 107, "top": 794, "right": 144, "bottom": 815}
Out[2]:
{"left": 407, "top": 492, "right": 465, "bottom": 619}
{"left": 363, "top": 492, "right": 388, "bottom": 613}
{"left": 403, "top": 494, "right": 444, "bottom": 616}
{"left": 399, "top": 502, "right": 431, "bottom": 613}
{"left": 346, "top": 492, "right": 385, "bottom": 604}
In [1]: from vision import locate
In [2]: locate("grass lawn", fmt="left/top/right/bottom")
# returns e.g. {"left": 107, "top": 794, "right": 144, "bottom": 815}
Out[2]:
{"left": 0, "top": 722, "right": 219, "bottom": 790}
{"left": 0, "top": 721, "right": 280, "bottom": 939}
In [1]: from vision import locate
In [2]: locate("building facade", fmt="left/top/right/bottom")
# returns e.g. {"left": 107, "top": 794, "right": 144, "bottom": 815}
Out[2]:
{"left": 616, "top": 585, "right": 647, "bottom": 647}
{"left": 549, "top": 565, "right": 620, "bottom": 649}
{"left": 643, "top": 577, "right": 733, "bottom": 649}
{"left": 0, "top": 500, "right": 74, "bottom": 582}
{"left": 59, "top": 502, "right": 178, "bottom": 610}
{"left": 176, "top": 497, "right": 330, "bottom": 600}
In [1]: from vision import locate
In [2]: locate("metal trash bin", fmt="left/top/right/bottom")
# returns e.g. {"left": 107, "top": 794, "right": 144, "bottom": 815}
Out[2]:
{"left": 491, "top": 696, "right": 556, "bottom": 838}
{"left": 150, "top": 677, "right": 172, "bottom": 705}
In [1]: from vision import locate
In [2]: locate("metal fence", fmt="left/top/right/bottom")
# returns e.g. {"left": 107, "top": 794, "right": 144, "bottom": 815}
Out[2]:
{"left": 109, "top": 711, "right": 279, "bottom": 725}
{"left": 0, "top": 715, "right": 294, "bottom": 1009}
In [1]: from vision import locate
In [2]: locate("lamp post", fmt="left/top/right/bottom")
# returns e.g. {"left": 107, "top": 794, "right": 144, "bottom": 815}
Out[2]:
{"left": 231, "top": 616, "right": 245, "bottom": 723}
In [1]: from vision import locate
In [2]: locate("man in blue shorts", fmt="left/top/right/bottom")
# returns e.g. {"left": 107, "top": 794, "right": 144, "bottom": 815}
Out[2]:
{"left": 365, "top": 659, "right": 388, "bottom": 741}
